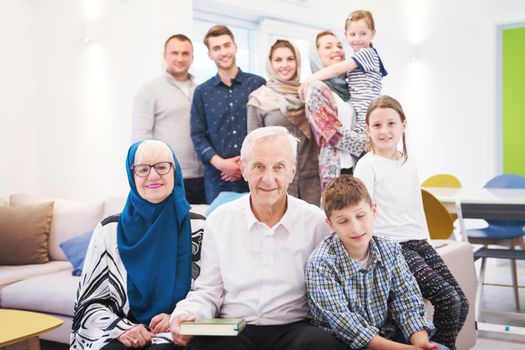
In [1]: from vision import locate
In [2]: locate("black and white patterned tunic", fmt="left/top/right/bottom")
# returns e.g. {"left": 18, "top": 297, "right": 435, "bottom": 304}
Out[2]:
{"left": 70, "top": 213, "right": 205, "bottom": 350}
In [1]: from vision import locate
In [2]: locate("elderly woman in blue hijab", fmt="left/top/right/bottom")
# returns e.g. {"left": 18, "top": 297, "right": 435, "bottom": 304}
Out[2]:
{"left": 71, "top": 140, "right": 205, "bottom": 350}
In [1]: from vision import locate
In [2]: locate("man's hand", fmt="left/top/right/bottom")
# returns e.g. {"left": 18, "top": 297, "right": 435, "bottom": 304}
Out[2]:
{"left": 211, "top": 155, "right": 242, "bottom": 182}
{"left": 117, "top": 324, "right": 153, "bottom": 348}
{"left": 170, "top": 313, "right": 197, "bottom": 347}
{"left": 149, "top": 313, "right": 171, "bottom": 334}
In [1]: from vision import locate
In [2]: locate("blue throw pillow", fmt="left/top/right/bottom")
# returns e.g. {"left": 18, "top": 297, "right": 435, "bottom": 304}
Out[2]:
{"left": 205, "top": 191, "right": 248, "bottom": 216}
{"left": 59, "top": 231, "right": 93, "bottom": 276}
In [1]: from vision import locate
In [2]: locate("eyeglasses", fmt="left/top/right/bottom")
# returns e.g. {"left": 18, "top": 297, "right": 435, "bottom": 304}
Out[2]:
{"left": 132, "top": 162, "right": 173, "bottom": 177}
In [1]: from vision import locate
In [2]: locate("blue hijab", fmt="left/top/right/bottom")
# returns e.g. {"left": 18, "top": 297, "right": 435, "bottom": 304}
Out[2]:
{"left": 117, "top": 141, "right": 192, "bottom": 325}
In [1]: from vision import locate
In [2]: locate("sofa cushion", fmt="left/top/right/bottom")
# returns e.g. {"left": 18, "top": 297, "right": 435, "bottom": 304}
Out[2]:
{"left": 0, "top": 261, "right": 71, "bottom": 287}
{"left": 10, "top": 193, "right": 104, "bottom": 261}
{"left": 60, "top": 230, "right": 93, "bottom": 276}
{"left": 0, "top": 270, "right": 79, "bottom": 316}
{"left": 0, "top": 202, "right": 54, "bottom": 264}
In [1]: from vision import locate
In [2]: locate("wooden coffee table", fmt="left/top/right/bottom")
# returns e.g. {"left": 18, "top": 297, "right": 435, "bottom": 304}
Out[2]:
{"left": 0, "top": 309, "right": 63, "bottom": 350}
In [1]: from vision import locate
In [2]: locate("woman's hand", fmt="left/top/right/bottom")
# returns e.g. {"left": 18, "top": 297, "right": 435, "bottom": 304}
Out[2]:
{"left": 171, "top": 313, "right": 197, "bottom": 347}
{"left": 298, "top": 80, "right": 310, "bottom": 101}
{"left": 117, "top": 324, "right": 153, "bottom": 348}
{"left": 149, "top": 313, "right": 171, "bottom": 334}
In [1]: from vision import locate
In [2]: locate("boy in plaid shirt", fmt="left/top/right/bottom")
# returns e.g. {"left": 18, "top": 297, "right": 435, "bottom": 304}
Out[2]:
{"left": 306, "top": 175, "right": 448, "bottom": 350}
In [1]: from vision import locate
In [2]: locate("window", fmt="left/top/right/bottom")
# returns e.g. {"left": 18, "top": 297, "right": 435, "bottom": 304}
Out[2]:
{"left": 260, "top": 19, "right": 322, "bottom": 78}
{"left": 192, "top": 13, "right": 324, "bottom": 83}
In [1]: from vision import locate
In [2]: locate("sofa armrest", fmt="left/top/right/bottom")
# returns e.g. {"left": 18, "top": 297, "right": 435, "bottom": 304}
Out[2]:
{"left": 430, "top": 240, "right": 477, "bottom": 350}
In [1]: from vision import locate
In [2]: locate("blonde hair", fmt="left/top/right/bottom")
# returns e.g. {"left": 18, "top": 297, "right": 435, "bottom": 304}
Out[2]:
{"left": 322, "top": 175, "right": 372, "bottom": 219}
{"left": 134, "top": 140, "right": 174, "bottom": 165}
{"left": 240, "top": 126, "right": 298, "bottom": 163}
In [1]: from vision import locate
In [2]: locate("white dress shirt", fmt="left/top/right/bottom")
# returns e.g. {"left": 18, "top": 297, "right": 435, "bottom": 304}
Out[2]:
{"left": 172, "top": 195, "right": 330, "bottom": 325}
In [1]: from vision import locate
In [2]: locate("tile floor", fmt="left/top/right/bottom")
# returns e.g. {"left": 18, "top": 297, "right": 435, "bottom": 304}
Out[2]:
{"left": 472, "top": 256, "right": 525, "bottom": 349}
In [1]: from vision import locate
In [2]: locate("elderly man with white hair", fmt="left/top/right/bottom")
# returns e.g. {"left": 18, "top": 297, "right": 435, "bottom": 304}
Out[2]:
{"left": 170, "top": 126, "right": 344, "bottom": 350}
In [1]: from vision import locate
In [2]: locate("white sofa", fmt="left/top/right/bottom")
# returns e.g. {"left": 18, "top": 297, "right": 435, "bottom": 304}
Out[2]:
{"left": 0, "top": 194, "right": 477, "bottom": 349}
{"left": 0, "top": 193, "right": 127, "bottom": 344}
{"left": 427, "top": 240, "right": 477, "bottom": 350}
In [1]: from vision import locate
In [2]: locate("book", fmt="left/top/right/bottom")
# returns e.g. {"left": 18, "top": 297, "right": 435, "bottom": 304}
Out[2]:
{"left": 178, "top": 318, "right": 246, "bottom": 336}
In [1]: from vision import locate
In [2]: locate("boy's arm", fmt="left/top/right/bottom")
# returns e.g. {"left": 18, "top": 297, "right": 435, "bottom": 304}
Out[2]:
{"left": 305, "top": 257, "right": 379, "bottom": 349}
{"left": 368, "top": 334, "right": 437, "bottom": 350}
{"left": 409, "top": 330, "right": 434, "bottom": 347}
{"left": 388, "top": 243, "right": 435, "bottom": 341}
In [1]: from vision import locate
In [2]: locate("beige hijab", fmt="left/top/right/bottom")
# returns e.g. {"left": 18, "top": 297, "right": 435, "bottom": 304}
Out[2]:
{"left": 247, "top": 41, "right": 311, "bottom": 139}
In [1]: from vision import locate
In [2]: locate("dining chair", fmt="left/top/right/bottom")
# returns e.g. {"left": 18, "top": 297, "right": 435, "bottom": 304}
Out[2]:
{"left": 421, "top": 189, "right": 454, "bottom": 240}
{"left": 422, "top": 174, "right": 462, "bottom": 222}
{"left": 466, "top": 173, "right": 525, "bottom": 310}
{"left": 457, "top": 201, "right": 525, "bottom": 334}
{"left": 422, "top": 173, "right": 462, "bottom": 188}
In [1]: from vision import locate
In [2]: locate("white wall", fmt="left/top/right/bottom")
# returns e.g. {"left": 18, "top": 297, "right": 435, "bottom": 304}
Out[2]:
{"left": 0, "top": 0, "right": 39, "bottom": 197}
{"left": 213, "top": 0, "right": 525, "bottom": 188}
{"left": 1, "top": 0, "right": 524, "bottom": 201}
{"left": 0, "top": 0, "right": 192, "bottom": 201}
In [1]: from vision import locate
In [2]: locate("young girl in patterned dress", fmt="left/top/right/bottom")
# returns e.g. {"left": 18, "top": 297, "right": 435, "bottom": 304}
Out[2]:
{"left": 354, "top": 96, "right": 468, "bottom": 350}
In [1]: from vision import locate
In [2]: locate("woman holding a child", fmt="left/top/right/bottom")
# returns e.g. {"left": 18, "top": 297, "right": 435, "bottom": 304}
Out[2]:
{"left": 247, "top": 39, "right": 321, "bottom": 205}
{"left": 303, "top": 31, "right": 367, "bottom": 190}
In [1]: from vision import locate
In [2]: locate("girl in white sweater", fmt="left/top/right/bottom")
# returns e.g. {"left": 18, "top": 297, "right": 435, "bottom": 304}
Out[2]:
{"left": 354, "top": 96, "right": 468, "bottom": 350}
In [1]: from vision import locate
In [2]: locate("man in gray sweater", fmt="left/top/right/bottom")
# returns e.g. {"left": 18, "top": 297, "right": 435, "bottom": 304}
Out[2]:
{"left": 132, "top": 34, "right": 205, "bottom": 204}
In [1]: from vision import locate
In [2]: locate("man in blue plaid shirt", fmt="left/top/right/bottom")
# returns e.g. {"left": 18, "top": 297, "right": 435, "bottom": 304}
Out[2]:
{"left": 306, "top": 175, "right": 448, "bottom": 350}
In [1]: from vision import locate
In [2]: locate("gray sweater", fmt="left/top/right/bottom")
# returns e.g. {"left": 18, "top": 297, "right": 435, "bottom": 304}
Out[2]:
{"left": 132, "top": 73, "right": 203, "bottom": 179}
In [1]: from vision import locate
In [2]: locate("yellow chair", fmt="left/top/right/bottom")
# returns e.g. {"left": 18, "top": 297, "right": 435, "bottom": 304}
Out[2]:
{"left": 422, "top": 173, "right": 462, "bottom": 188}
{"left": 421, "top": 189, "right": 454, "bottom": 240}
{"left": 422, "top": 174, "right": 461, "bottom": 222}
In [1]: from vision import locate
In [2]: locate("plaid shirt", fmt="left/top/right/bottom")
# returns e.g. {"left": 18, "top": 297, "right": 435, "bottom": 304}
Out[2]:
{"left": 306, "top": 235, "right": 434, "bottom": 349}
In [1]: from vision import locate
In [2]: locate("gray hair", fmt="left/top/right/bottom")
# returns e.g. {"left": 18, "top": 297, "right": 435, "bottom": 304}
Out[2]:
{"left": 240, "top": 126, "right": 298, "bottom": 163}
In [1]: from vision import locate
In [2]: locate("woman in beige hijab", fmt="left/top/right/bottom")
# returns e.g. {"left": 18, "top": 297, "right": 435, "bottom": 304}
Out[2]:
{"left": 247, "top": 39, "right": 321, "bottom": 205}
